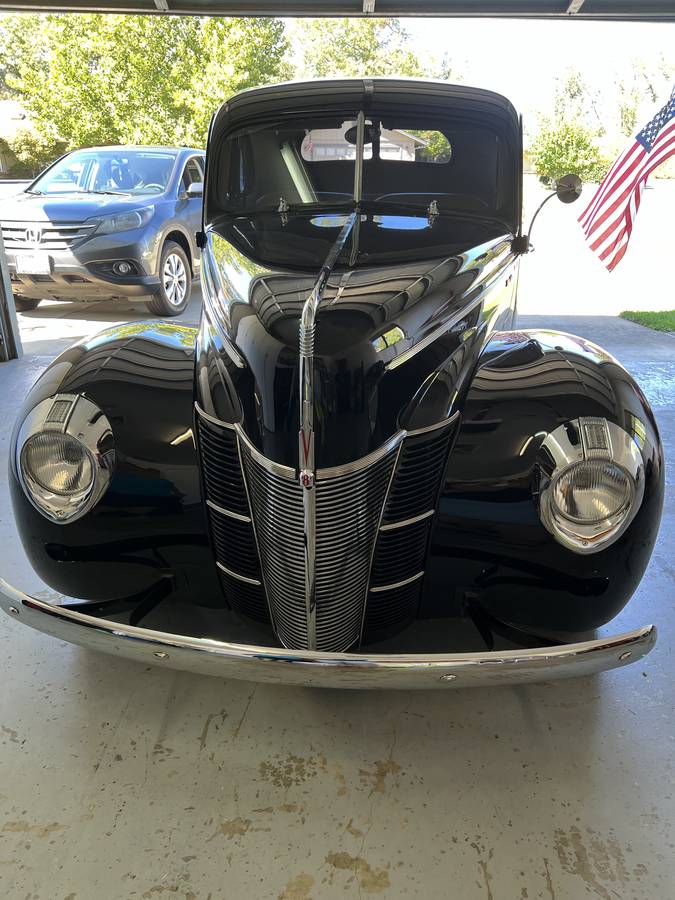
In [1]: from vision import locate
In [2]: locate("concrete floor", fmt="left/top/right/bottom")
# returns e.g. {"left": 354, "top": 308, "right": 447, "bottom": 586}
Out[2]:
{"left": 0, "top": 296, "right": 673, "bottom": 899}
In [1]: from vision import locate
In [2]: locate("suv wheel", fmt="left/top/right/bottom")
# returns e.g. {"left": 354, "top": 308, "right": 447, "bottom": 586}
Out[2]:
{"left": 14, "top": 297, "right": 41, "bottom": 312}
{"left": 147, "top": 241, "right": 191, "bottom": 317}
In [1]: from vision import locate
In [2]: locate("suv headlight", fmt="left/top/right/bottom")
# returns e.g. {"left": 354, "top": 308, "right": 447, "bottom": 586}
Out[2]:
{"left": 88, "top": 205, "right": 154, "bottom": 235}
{"left": 16, "top": 394, "right": 114, "bottom": 523}
{"left": 537, "top": 417, "right": 644, "bottom": 554}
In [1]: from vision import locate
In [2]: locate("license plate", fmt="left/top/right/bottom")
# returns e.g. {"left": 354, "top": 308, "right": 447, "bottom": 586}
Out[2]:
{"left": 15, "top": 253, "right": 52, "bottom": 275}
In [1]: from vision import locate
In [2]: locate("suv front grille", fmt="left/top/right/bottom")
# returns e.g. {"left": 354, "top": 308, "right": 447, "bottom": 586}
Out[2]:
{"left": 2, "top": 221, "right": 97, "bottom": 251}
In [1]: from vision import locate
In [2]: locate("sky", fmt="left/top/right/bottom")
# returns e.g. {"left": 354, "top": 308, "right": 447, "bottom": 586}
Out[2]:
{"left": 403, "top": 18, "right": 674, "bottom": 125}
{"left": 289, "top": 17, "right": 675, "bottom": 134}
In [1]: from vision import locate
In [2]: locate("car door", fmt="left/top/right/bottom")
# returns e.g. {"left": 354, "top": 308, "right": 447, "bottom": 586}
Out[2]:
{"left": 177, "top": 155, "right": 204, "bottom": 272}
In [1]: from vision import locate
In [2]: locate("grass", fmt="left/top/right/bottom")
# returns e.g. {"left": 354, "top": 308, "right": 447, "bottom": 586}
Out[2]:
{"left": 620, "top": 310, "right": 675, "bottom": 332}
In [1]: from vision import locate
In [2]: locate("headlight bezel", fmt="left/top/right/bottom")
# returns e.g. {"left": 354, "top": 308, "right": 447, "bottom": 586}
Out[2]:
{"left": 16, "top": 394, "right": 114, "bottom": 524}
{"left": 537, "top": 417, "right": 644, "bottom": 554}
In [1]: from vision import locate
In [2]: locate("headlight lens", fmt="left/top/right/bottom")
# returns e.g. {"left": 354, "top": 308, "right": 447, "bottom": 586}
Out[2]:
{"left": 537, "top": 417, "right": 645, "bottom": 554}
{"left": 16, "top": 394, "right": 114, "bottom": 523}
{"left": 552, "top": 461, "right": 632, "bottom": 524}
{"left": 22, "top": 433, "right": 94, "bottom": 496}
{"left": 89, "top": 205, "right": 154, "bottom": 235}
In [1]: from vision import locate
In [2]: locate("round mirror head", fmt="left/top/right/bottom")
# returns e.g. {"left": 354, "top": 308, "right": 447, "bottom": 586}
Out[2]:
{"left": 556, "top": 173, "right": 583, "bottom": 204}
{"left": 344, "top": 123, "right": 376, "bottom": 146}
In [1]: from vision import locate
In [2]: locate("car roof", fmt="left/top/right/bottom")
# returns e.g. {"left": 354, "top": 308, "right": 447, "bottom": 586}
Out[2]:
{"left": 212, "top": 77, "right": 519, "bottom": 136}
{"left": 69, "top": 145, "right": 204, "bottom": 155}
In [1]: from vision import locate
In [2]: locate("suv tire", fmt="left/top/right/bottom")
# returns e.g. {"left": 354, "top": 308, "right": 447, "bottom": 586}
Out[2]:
{"left": 147, "top": 241, "right": 191, "bottom": 317}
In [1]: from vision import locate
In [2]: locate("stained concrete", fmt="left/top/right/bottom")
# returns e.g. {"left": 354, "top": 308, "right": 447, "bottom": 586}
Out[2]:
{"left": 0, "top": 302, "right": 673, "bottom": 899}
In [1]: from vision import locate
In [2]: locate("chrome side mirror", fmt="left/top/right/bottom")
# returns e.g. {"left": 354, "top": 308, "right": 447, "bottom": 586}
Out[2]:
{"left": 186, "top": 181, "right": 203, "bottom": 198}
{"left": 555, "top": 173, "right": 583, "bottom": 204}
{"left": 514, "top": 173, "right": 583, "bottom": 254}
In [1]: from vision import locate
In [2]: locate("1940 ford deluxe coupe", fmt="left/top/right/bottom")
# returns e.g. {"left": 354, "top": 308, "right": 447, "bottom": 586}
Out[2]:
{"left": 0, "top": 79, "right": 663, "bottom": 688}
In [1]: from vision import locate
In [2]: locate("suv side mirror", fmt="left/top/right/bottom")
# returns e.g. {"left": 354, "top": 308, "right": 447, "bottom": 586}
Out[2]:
{"left": 185, "top": 181, "right": 203, "bottom": 198}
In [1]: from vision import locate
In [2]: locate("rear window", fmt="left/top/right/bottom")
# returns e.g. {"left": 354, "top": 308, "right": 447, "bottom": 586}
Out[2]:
{"left": 300, "top": 124, "right": 451, "bottom": 164}
{"left": 215, "top": 112, "right": 504, "bottom": 219}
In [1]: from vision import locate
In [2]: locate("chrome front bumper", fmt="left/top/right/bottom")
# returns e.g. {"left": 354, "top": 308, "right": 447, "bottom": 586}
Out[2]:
{"left": 0, "top": 578, "right": 656, "bottom": 690}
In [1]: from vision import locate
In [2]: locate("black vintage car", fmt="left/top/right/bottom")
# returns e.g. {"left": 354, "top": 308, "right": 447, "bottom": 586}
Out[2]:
{"left": 0, "top": 80, "right": 664, "bottom": 688}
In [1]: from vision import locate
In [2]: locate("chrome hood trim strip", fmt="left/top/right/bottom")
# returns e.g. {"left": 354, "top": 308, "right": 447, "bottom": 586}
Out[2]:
{"left": 0, "top": 578, "right": 656, "bottom": 690}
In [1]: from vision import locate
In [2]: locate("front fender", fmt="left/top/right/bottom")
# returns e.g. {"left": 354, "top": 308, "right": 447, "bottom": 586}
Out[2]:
{"left": 422, "top": 329, "right": 664, "bottom": 633}
{"left": 9, "top": 322, "right": 220, "bottom": 604}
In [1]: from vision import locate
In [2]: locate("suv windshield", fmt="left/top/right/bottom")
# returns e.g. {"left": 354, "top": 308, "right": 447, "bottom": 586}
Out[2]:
{"left": 215, "top": 113, "right": 505, "bottom": 221}
{"left": 31, "top": 149, "right": 178, "bottom": 196}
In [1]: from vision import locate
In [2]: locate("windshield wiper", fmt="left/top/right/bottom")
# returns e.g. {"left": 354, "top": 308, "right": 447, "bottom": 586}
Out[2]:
{"left": 24, "top": 189, "right": 43, "bottom": 196}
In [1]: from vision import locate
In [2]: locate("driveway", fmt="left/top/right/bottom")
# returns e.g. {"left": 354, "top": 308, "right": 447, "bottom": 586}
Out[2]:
{"left": 0, "top": 304, "right": 673, "bottom": 895}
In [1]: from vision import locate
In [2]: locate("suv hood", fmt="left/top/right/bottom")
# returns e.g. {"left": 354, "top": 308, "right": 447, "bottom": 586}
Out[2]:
{"left": 2, "top": 191, "right": 158, "bottom": 222}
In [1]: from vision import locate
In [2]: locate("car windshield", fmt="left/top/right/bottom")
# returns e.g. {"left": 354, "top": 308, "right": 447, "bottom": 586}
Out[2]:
{"left": 214, "top": 112, "right": 508, "bottom": 222}
{"left": 31, "top": 149, "right": 177, "bottom": 196}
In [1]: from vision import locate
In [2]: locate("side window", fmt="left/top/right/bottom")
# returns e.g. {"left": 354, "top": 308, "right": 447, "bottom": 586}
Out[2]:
{"left": 182, "top": 157, "right": 203, "bottom": 190}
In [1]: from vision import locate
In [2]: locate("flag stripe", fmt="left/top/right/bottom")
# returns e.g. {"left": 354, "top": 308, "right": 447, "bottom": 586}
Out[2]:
{"left": 579, "top": 87, "right": 675, "bottom": 270}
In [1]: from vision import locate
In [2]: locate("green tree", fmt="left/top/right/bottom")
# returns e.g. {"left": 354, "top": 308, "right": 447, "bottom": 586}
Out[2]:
{"left": 0, "top": 13, "right": 290, "bottom": 149}
{"left": 4, "top": 128, "right": 66, "bottom": 176}
{"left": 529, "top": 119, "right": 609, "bottom": 187}
{"left": 295, "top": 18, "right": 451, "bottom": 80}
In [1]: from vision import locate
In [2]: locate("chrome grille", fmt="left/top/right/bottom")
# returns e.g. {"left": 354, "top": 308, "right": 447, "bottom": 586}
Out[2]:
{"left": 240, "top": 447, "right": 306, "bottom": 647}
{"left": 241, "top": 437, "right": 399, "bottom": 652}
{"left": 363, "top": 418, "right": 458, "bottom": 641}
{"left": 2, "top": 221, "right": 97, "bottom": 250}
{"left": 196, "top": 415, "right": 269, "bottom": 623}
{"left": 314, "top": 450, "right": 398, "bottom": 651}
{"left": 196, "top": 404, "right": 455, "bottom": 651}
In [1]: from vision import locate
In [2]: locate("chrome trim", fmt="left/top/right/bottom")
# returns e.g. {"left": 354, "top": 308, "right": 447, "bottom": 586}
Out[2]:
{"left": 195, "top": 404, "right": 294, "bottom": 480}
{"left": 537, "top": 417, "right": 645, "bottom": 554}
{"left": 380, "top": 509, "right": 435, "bottom": 531}
{"left": 317, "top": 431, "right": 405, "bottom": 480}
{"left": 369, "top": 571, "right": 425, "bottom": 593}
{"left": 216, "top": 562, "right": 262, "bottom": 587}
{"left": 16, "top": 394, "right": 114, "bottom": 524}
{"left": 194, "top": 403, "right": 238, "bottom": 431}
{"left": 206, "top": 500, "right": 251, "bottom": 524}
{"left": 0, "top": 579, "right": 656, "bottom": 690}
{"left": 298, "top": 212, "right": 358, "bottom": 649}
{"left": 405, "top": 411, "right": 460, "bottom": 437}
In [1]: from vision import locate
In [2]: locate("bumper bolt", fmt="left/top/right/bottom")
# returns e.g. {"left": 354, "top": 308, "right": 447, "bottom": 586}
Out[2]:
{"left": 619, "top": 650, "right": 632, "bottom": 661}
{"left": 153, "top": 651, "right": 168, "bottom": 660}
{"left": 8, "top": 607, "right": 19, "bottom": 616}
{"left": 440, "top": 673, "right": 458, "bottom": 681}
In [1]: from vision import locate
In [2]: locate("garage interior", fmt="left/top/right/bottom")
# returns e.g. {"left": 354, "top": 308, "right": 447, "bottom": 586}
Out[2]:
{"left": 0, "top": 3, "right": 673, "bottom": 899}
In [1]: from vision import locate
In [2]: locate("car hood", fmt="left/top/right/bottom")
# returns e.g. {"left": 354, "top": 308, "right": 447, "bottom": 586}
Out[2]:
{"left": 198, "top": 224, "right": 516, "bottom": 469}
{"left": 1, "top": 192, "right": 160, "bottom": 222}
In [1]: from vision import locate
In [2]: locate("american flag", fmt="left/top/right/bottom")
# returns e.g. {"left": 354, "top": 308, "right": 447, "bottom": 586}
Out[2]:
{"left": 579, "top": 86, "right": 675, "bottom": 271}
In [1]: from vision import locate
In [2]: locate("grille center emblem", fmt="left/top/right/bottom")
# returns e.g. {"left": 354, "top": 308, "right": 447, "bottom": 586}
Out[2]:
{"left": 25, "top": 227, "right": 42, "bottom": 246}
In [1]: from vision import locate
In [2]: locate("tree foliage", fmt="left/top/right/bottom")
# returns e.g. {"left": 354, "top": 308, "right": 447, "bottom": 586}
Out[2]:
{"left": 529, "top": 119, "right": 609, "bottom": 187}
{"left": 295, "top": 18, "right": 452, "bottom": 80}
{"left": 0, "top": 14, "right": 290, "bottom": 149}
{"left": 3, "top": 128, "right": 66, "bottom": 176}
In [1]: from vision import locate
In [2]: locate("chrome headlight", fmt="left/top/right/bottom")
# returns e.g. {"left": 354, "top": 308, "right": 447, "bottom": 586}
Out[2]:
{"left": 16, "top": 394, "right": 114, "bottom": 523}
{"left": 537, "top": 417, "right": 644, "bottom": 554}
{"left": 88, "top": 205, "right": 154, "bottom": 235}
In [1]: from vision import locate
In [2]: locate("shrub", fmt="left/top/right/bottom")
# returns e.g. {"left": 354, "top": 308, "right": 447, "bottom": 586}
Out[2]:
{"left": 7, "top": 128, "right": 67, "bottom": 177}
{"left": 529, "top": 119, "right": 610, "bottom": 188}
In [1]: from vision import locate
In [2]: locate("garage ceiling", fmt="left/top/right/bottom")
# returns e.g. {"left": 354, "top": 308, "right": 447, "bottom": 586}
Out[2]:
{"left": 0, "top": 0, "right": 673, "bottom": 20}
